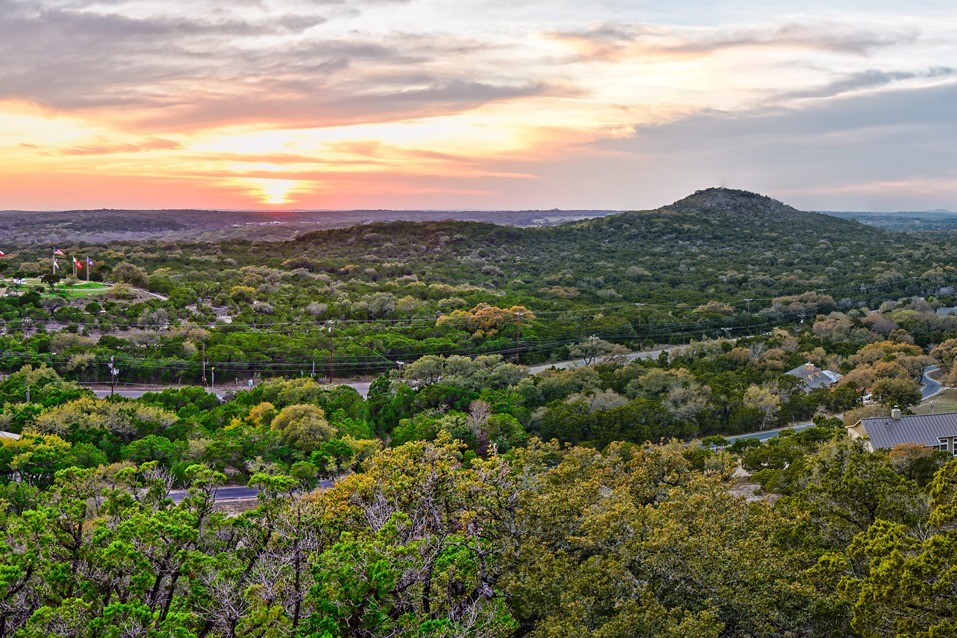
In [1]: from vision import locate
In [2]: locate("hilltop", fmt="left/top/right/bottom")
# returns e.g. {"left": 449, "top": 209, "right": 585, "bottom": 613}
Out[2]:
{"left": 287, "top": 188, "right": 902, "bottom": 308}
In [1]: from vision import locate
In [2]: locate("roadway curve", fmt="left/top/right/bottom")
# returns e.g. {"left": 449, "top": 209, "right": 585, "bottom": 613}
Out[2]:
{"left": 921, "top": 365, "right": 942, "bottom": 400}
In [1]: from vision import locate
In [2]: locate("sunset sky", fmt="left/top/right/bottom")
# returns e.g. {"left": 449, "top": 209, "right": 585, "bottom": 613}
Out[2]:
{"left": 1, "top": 0, "right": 955, "bottom": 211}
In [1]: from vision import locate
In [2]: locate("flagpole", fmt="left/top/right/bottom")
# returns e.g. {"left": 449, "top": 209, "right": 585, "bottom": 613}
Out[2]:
{"left": 86, "top": 258, "right": 90, "bottom": 282}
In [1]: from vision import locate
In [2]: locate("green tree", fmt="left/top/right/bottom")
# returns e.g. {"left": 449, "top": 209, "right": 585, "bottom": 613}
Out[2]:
{"left": 270, "top": 403, "right": 335, "bottom": 453}
{"left": 111, "top": 261, "right": 149, "bottom": 287}
{"left": 870, "top": 376, "right": 922, "bottom": 409}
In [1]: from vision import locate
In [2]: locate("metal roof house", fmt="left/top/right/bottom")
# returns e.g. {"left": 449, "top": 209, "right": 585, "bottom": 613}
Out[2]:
{"left": 785, "top": 362, "right": 843, "bottom": 392}
{"left": 847, "top": 409, "right": 957, "bottom": 453}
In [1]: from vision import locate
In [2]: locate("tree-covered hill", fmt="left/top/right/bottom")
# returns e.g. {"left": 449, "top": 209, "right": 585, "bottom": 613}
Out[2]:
{"left": 289, "top": 187, "right": 935, "bottom": 307}
{"left": 1, "top": 188, "right": 955, "bottom": 382}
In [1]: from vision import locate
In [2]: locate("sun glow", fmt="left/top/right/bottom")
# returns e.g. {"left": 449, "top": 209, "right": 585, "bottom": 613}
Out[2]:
{"left": 242, "top": 178, "right": 306, "bottom": 205}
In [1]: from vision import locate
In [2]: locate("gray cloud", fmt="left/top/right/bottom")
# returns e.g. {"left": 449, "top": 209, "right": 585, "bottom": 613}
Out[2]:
{"left": 0, "top": 0, "right": 535, "bottom": 129}
{"left": 778, "top": 67, "right": 954, "bottom": 100}
{"left": 471, "top": 81, "right": 957, "bottom": 211}
{"left": 137, "top": 79, "right": 554, "bottom": 131}
{"left": 550, "top": 20, "right": 919, "bottom": 62}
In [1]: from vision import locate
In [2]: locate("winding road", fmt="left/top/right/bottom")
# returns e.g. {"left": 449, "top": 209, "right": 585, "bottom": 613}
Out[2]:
{"left": 88, "top": 347, "right": 680, "bottom": 400}
{"left": 921, "top": 365, "right": 942, "bottom": 400}
{"left": 721, "top": 365, "right": 944, "bottom": 445}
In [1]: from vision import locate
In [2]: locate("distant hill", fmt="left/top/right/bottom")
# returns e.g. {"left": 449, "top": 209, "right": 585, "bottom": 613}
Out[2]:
{"left": 288, "top": 188, "right": 927, "bottom": 308}
{"left": 4, "top": 187, "right": 953, "bottom": 376}
{"left": 825, "top": 209, "right": 957, "bottom": 232}
{"left": 0, "top": 208, "right": 617, "bottom": 245}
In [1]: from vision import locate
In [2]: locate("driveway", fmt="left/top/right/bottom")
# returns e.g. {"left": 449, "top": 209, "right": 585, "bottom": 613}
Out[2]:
{"left": 921, "top": 365, "right": 942, "bottom": 400}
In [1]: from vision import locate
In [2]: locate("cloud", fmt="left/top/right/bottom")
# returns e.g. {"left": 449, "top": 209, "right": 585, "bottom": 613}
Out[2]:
{"left": 778, "top": 67, "right": 954, "bottom": 100}
{"left": 0, "top": 0, "right": 542, "bottom": 131}
{"left": 57, "top": 137, "right": 181, "bottom": 155}
{"left": 1, "top": 0, "right": 955, "bottom": 211}
{"left": 548, "top": 20, "right": 919, "bottom": 62}
{"left": 479, "top": 80, "right": 957, "bottom": 211}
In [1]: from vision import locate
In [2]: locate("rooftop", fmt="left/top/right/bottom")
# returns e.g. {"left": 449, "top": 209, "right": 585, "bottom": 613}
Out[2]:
{"left": 785, "top": 362, "right": 842, "bottom": 391}
{"left": 858, "top": 412, "right": 957, "bottom": 449}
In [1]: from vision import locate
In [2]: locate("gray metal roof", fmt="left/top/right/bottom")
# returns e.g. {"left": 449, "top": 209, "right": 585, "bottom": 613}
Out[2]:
{"left": 785, "top": 363, "right": 841, "bottom": 391}
{"left": 860, "top": 413, "right": 957, "bottom": 449}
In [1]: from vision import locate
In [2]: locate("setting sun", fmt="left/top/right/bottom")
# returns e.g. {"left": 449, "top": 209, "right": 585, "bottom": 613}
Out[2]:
{"left": 242, "top": 178, "right": 306, "bottom": 205}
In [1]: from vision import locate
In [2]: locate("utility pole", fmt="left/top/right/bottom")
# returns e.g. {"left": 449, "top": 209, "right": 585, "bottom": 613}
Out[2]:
{"left": 634, "top": 302, "right": 645, "bottom": 336}
{"left": 201, "top": 342, "right": 207, "bottom": 387}
{"left": 25, "top": 382, "right": 30, "bottom": 404}
{"left": 514, "top": 311, "right": 525, "bottom": 364}
{"left": 211, "top": 367, "right": 215, "bottom": 393}
{"left": 108, "top": 356, "right": 119, "bottom": 396}
{"left": 326, "top": 320, "right": 335, "bottom": 384}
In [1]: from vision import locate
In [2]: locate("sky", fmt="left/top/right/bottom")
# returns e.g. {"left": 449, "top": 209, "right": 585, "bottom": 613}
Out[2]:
{"left": 0, "top": 0, "right": 955, "bottom": 212}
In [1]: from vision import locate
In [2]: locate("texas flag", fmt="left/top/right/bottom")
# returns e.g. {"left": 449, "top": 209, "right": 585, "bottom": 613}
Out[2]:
{"left": 53, "top": 247, "right": 65, "bottom": 256}
{"left": 0, "top": 251, "right": 5, "bottom": 256}
{"left": 73, "top": 257, "right": 83, "bottom": 270}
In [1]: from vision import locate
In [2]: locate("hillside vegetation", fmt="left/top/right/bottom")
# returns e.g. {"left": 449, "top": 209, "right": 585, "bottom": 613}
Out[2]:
{"left": 1, "top": 188, "right": 954, "bottom": 383}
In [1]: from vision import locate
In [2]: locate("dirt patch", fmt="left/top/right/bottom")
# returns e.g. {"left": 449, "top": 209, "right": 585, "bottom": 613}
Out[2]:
{"left": 213, "top": 498, "right": 259, "bottom": 516}
{"left": 729, "top": 465, "right": 779, "bottom": 504}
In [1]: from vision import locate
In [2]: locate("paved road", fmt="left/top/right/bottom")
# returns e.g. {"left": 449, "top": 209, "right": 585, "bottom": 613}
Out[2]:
{"left": 921, "top": 365, "right": 942, "bottom": 400}
{"left": 83, "top": 342, "right": 691, "bottom": 399}
{"left": 722, "top": 421, "right": 816, "bottom": 444}
{"left": 90, "top": 381, "right": 370, "bottom": 399}
{"left": 92, "top": 388, "right": 225, "bottom": 400}
{"left": 168, "top": 478, "right": 335, "bottom": 503}
{"left": 719, "top": 364, "right": 946, "bottom": 445}
{"left": 88, "top": 355, "right": 942, "bottom": 425}
{"left": 527, "top": 346, "right": 678, "bottom": 375}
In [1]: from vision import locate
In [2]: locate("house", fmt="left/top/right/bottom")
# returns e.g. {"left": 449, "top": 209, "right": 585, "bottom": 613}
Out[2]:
{"left": 785, "top": 362, "right": 843, "bottom": 392}
{"left": 847, "top": 409, "right": 957, "bottom": 453}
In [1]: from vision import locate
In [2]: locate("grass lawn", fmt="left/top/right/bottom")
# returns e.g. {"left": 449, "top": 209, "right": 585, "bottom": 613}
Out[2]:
{"left": 58, "top": 284, "right": 111, "bottom": 298}
{"left": 913, "top": 388, "right": 957, "bottom": 415}
{"left": 2, "top": 278, "right": 111, "bottom": 298}
{"left": 59, "top": 281, "right": 111, "bottom": 297}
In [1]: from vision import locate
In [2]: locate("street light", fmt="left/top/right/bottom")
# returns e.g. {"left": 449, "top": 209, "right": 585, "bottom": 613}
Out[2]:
{"left": 211, "top": 367, "right": 215, "bottom": 393}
